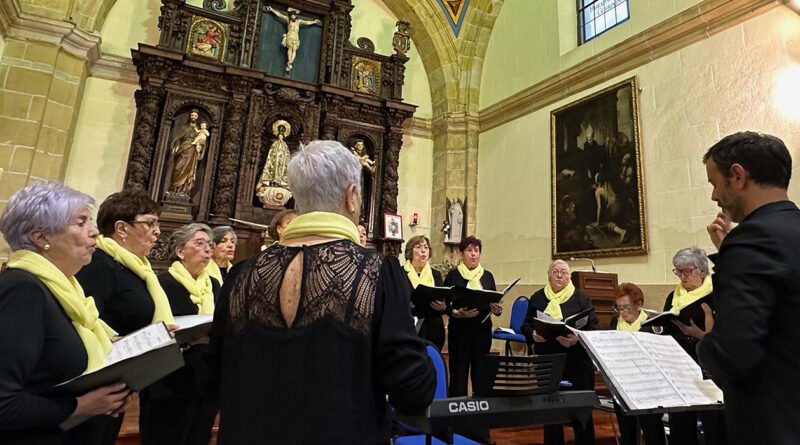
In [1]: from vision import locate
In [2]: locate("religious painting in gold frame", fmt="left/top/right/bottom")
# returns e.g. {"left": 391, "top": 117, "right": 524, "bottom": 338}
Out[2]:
{"left": 550, "top": 76, "right": 647, "bottom": 259}
{"left": 186, "top": 17, "right": 228, "bottom": 62}
{"left": 350, "top": 56, "right": 381, "bottom": 95}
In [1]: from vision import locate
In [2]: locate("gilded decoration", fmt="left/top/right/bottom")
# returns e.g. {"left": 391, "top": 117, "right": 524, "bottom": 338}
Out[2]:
{"left": 186, "top": 17, "right": 228, "bottom": 61}
{"left": 350, "top": 56, "right": 381, "bottom": 95}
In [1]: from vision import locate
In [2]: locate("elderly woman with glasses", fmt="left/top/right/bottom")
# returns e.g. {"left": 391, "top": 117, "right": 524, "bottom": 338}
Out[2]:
{"left": 206, "top": 226, "right": 237, "bottom": 284}
{"left": 75, "top": 189, "right": 175, "bottom": 444}
{"left": 0, "top": 182, "right": 131, "bottom": 444}
{"left": 661, "top": 247, "right": 726, "bottom": 445}
{"left": 609, "top": 283, "right": 666, "bottom": 445}
{"left": 521, "top": 259, "right": 598, "bottom": 445}
{"left": 207, "top": 140, "right": 435, "bottom": 444}
{"left": 141, "top": 223, "right": 221, "bottom": 445}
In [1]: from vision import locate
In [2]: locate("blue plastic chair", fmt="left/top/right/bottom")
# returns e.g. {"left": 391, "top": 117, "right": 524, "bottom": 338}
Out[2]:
{"left": 491, "top": 296, "right": 530, "bottom": 355}
{"left": 393, "top": 345, "right": 479, "bottom": 445}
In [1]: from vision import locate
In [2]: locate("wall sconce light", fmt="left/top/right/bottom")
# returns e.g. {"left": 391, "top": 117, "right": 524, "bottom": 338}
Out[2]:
{"left": 409, "top": 212, "right": 419, "bottom": 227}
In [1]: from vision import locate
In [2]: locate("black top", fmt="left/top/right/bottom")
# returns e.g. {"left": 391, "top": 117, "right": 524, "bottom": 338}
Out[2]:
{"left": 521, "top": 288, "right": 598, "bottom": 365}
{"left": 0, "top": 269, "right": 85, "bottom": 444}
{"left": 75, "top": 249, "right": 154, "bottom": 336}
{"left": 157, "top": 272, "right": 221, "bottom": 316}
{"left": 697, "top": 200, "right": 800, "bottom": 444}
{"left": 409, "top": 268, "right": 446, "bottom": 319}
{"left": 207, "top": 240, "right": 436, "bottom": 445}
{"left": 662, "top": 290, "right": 715, "bottom": 362}
{"left": 443, "top": 268, "right": 497, "bottom": 326}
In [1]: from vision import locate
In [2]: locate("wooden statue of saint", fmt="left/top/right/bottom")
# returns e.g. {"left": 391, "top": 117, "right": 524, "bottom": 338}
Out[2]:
{"left": 266, "top": 6, "right": 321, "bottom": 72}
{"left": 166, "top": 109, "right": 207, "bottom": 198}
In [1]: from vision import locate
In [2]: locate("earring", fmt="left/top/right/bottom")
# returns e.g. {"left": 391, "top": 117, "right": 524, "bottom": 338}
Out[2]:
{"left": 43, "top": 243, "right": 50, "bottom": 251}
{"left": 121, "top": 235, "right": 127, "bottom": 243}
{"left": 349, "top": 206, "right": 356, "bottom": 213}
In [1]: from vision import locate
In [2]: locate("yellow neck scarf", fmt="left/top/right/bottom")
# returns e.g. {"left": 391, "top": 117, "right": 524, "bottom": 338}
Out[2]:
{"left": 280, "top": 211, "right": 360, "bottom": 245}
{"left": 403, "top": 260, "right": 435, "bottom": 288}
{"left": 670, "top": 275, "right": 713, "bottom": 312}
{"left": 168, "top": 261, "right": 215, "bottom": 314}
{"left": 205, "top": 261, "right": 224, "bottom": 285}
{"left": 616, "top": 309, "right": 648, "bottom": 332}
{"left": 96, "top": 236, "right": 175, "bottom": 324}
{"left": 543, "top": 281, "right": 576, "bottom": 321}
{"left": 7, "top": 250, "right": 116, "bottom": 373}
{"left": 457, "top": 263, "right": 484, "bottom": 290}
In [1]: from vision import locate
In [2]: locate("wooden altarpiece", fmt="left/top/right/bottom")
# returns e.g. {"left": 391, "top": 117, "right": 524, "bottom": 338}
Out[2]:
{"left": 124, "top": 0, "right": 415, "bottom": 264}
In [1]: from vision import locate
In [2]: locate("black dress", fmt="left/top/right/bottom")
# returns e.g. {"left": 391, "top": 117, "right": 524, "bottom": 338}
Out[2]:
{"left": 522, "top": 288, "right": 598, "bottom": 445}
{"left": 137, "top": 272, "right": 221, "bottom": 445}
{"left": 75, "top": 248, "right": 156, "bottom": 445}
{"left": 207, "top": 240, "right": 436, "bottom": 445}
{"left": 0, "top": 269, "right": 88, "bottom": 445}
{"left": 409, "top": 268, "right": 446, "bottom": 350}
{"left": 443, "top": 269, "right": 497, "bottom": 398}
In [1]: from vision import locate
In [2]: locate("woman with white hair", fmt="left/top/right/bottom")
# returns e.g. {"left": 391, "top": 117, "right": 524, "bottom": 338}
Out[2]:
{"left": 0, "top": 182, "right": 131, "bottom": 444}
{"left": 663, "top": 247, "right": 727, "bottom": 445}
{"left": 208, "top": 140, "right": 435, "bottom": 444}
{"left": 206, "top": 225, "right": 237, "bottom": 284}
{"left": 140, "top": 223, "right": 220, "bottom": 445}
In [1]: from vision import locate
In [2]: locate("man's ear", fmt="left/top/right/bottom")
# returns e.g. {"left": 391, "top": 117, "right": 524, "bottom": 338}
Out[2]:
{"left": 729, "top": 163, "right": 748, "bottom": 189}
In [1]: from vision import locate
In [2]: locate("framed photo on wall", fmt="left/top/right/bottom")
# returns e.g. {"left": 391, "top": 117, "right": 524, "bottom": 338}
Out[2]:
{"left": 383, "top": 213, "right": 403, "bottom": 241}
{"left": 550, "top": 76, "right": 647, "bottom": 258}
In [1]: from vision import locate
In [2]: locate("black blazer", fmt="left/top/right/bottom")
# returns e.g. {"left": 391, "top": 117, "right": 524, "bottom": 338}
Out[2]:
{"left": 0, "top": 269, "right": 87, "bottom": 444}
{"left": 697, "top": 200, "right": 800, "bottom": 444}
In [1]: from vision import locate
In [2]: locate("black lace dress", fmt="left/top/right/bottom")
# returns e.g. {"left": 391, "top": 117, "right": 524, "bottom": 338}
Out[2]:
{"left": 207, "top": 240, "right": 435, "bottom": 445}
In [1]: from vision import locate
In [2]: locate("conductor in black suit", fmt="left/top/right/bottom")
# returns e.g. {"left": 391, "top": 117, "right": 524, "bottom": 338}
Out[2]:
{"left": 697, "top": 131, "right": 800, "bottom": 445}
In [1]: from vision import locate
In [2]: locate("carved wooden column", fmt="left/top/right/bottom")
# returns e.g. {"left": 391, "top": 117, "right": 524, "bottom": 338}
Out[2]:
{"left": 125, "top": 86, "right": 164, "bottom": 191}
{"left": 212, "top": 85, "right": 249, "bottom": 221}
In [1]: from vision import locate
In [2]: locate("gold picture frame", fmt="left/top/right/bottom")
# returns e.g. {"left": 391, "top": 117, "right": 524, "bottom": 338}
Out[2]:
{"left": 186, "top": 17, "right": 228, "bottom": 62}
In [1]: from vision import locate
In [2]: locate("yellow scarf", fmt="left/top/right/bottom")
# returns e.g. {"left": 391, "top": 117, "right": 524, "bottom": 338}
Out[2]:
{"left": 168, "top": 261, "right": 215, "bottom": 314}
{"left": 7, "top": 250, "right": 116, "bottom": 373}
{"left": 96, "top": 235, "right": 175, "bottom": 324}
{"left": 204, "top": 260, "right": 228, "bottom": 285}
{"left": 543, "top": 281, "right": 576, "bottom": 321}
{"left": 403, "top": 260, "right": 435, "bottom": 288}
{"left": 280, "top": 211, "right": 360, "bottom": 245}
{"left": 670, "top": 275, "right": 713, "bottom": 312}
{"left": 616, "top": 309, "right": 648, "bottom": 332}
{"left": 457, "top": 263, "right": 484, "bottom": 290}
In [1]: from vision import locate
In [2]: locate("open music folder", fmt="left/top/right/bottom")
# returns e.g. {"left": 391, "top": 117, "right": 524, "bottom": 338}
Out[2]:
{"left": 173, "top": 314, "right": 214, "bottom": 344}
{"left": 576, "top": 330, "right": 724, "bottom": 415}
{"left": 410, "top": 277, "right": 521, "bottom": 315}
{"left": 531, "top": 308, "right": 594, "bottom": 340}
{"left": 50, "top": 322, "right": 184, "bottom": 430}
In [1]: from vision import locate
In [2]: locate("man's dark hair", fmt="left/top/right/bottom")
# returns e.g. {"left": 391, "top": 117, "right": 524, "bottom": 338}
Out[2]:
{"left": 703, "top": 131, "right": 792, "bottom": 189}
{"left": 97, "top": 189, "right": 160, "bottom": 236}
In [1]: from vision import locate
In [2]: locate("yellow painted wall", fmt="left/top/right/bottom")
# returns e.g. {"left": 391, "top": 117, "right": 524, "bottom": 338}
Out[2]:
{"left": 480, "top": 0, "right": 703, "bottom": 108}
{"left": 63, "top": 77, "right": 137, "bottom": 202}
{"left": 99, "top": 0, "right": 160, "bottom": 57}
{"left": 476, "top": 7, "right": 800, "bottom": 288}
{"left": 398, "top": 134, "right": 434, "bottom": 253}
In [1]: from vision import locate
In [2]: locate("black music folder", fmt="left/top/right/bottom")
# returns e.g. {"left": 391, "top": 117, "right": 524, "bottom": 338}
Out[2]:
{"left": 50, "top": 323, "right": 185, "bottom": 431}
{"left": 640, "top": 295, "right": 711, "bottom": 332}
{"left": 173, "top": 314, "right": 214, "bottom": 344}
{"left": 450, "top": 277, "right": 521, "bottom": 312}
{"left": 410, "top": 285, "right": 452, "bottom": 318}
{"left": 531, "top": 308, "right": 594, "bottom": 340}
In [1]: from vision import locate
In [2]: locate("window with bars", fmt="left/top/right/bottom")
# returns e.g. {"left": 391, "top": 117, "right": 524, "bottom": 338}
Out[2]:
{"left": 578, "top": 0, "right": 629, "bottom": 44}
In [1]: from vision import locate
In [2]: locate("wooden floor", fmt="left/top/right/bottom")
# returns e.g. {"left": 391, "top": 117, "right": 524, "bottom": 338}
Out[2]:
{"left": 115, "top": 395, "right": 621, "bottom": 445}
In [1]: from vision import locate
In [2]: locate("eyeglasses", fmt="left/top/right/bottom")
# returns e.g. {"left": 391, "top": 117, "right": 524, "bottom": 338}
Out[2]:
{"left": 190, "top": 239, "right": 215, "bottom": 249}
{"left": 612, "top": 303, "right": 634, "bottom": 313}
{"left": 128, "top": 219, "right": 160, "bottom": 230}
{"left": 672, "top": 268, "right": 696, "bottom": 277}
{"left": 551, "top": 270, "right": 570, "bottom": 277}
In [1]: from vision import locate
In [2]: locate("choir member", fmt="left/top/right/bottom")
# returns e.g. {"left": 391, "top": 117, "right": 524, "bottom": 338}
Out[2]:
{"left": 403, "top": 235, "right": 447, "bottom": 349}
{"left": 206, "top": 225, "right": 237, "bottom": 285}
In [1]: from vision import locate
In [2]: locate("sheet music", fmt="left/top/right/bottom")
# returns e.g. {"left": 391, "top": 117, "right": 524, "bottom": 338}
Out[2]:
{"left": 578, "top": 330, "right": 722, "bottom": 411}
{"left": 106, "top": 323, "right": 174, "bottom": 366}
{"left": 174, "top": 314, "right": 213, "bottom": 330}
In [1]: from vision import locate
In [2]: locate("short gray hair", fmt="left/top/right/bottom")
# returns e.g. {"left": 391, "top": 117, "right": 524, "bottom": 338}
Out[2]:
{"left": 672, "top": 247, "right": 709, "bottom": 275}
{"left": 287, "top": 140, "right": 361, "bottom": 213}
{"left": 169, "top": 223, "right": 212, "bottom": 262}
{"left": 0, "top": 181, "right": 95, "bottom": 251}
{"left": 547, "top": 259, "right": 570, "bottom": 275}
{"left": 211, "top": 225, "right": 237, "bottom": 244}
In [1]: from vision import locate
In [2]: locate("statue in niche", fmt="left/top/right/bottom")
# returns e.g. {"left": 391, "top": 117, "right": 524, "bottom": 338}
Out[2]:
{"left": 350, "top": 140, "right": 375, "bottom": 217}
{"left": 256, "top": 120, "right": 293, "bottom": 208}
{"left": 445, "top": 197, "right": 464, "bottom": 244}
{"left": 266, "top": 6, "right": 321, "bottom": 72}
{"left": 166, "top": 109, "right": 206, "bottom": 198}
